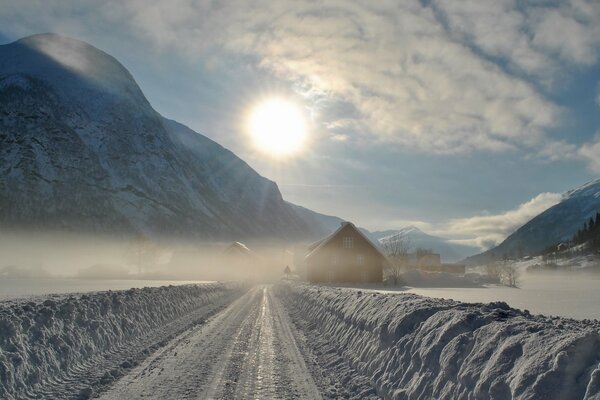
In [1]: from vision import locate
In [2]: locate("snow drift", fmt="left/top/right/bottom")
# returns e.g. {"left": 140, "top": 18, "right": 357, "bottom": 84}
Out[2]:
{"left": 279, "top": 283, "right": 600, "bottom": 400}
{"left": 0, "top": 283, "right": 242, "bottom": 399}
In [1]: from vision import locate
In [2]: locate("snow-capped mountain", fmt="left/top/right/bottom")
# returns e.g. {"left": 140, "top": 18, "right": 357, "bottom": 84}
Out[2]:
{"left": 369, "top": 226, "right": 479, "bottom": 262}
{"left": 0, "top": 33, "right": 327, "bottom": 239}
{"left": 467, "top": 178, "right": 600, "bottom": 264}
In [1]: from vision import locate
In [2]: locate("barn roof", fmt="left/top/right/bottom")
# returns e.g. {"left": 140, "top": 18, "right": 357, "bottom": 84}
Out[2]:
{"left": 305, "top": 221, "right": 388, "bottom": 261}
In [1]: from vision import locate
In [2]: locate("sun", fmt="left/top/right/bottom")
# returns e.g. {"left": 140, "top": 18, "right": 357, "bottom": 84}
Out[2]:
{"left": 247, "top": 97, "right": 307, "bottom": 157}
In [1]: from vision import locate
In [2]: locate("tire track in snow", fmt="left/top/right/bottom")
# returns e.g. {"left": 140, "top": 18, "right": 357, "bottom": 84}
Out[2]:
{"left": 99, "top": 286, "right": 321, "bottom": 399}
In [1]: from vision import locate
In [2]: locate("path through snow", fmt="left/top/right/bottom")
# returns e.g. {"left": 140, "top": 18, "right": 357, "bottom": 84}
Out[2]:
{"left": 98, "top": 286, "right": 322, "bottom": 399}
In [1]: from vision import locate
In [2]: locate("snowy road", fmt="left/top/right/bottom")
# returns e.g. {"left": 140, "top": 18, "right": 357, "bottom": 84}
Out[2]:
{"left": 98, "top": 286, "right": 322, "bottom": 399}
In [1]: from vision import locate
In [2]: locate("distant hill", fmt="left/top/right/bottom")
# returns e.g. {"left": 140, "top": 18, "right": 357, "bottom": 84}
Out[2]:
{"left": 0, "top": 33, "right": 332, "bottom": 240}
{"left": 466, "top": 178, "right": 600, "bottom": 264}
{"left": 367, "top": 226, "right": 480, "bottom": 263}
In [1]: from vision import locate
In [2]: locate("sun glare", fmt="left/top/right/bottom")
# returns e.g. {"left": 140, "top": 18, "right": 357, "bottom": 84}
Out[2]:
{"left": 248, "top": 98, "right": 307, "bottom": 157}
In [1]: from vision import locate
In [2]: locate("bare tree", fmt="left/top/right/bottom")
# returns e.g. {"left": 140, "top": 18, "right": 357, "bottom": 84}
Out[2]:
{"left": 501, "top": 264, "right": 519, "bottom": 287}
{"left": 126, "top": 233, "right": 158, "bottom": 275}
{"left": 381, "top": 235, "right": 411, "bottom": 285}
{"left": 485, "top": 261, "right": 519, "bottom": 287}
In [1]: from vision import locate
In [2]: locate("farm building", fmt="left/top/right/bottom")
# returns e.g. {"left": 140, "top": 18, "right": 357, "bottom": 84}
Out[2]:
{"left": 222, "top": 242, "right": 261, "bottom": 267}
{"left": 305, "top": 222, "right": 387, "bottom": 283}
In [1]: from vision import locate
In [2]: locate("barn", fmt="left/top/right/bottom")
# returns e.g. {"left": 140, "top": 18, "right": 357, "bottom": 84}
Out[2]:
{"left": 305, "top": 222, "right": 387, "bottom": 283}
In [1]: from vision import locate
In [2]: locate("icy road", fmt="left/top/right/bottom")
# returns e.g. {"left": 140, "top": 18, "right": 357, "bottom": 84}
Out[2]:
{"left": 98, "top": 286, "right": 323, "bottom": 399}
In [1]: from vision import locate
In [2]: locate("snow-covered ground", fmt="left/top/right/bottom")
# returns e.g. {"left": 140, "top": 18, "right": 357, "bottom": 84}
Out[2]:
{"left": 4, "top": 282, "right": 600, "bottom": 399}
{"left": 0, "top": 283, "right": 244, "bottom": 399}
{"left": 98, "top": 286, "right": 322, "bottom": 400}
{"left": 405, "top": 272, "right": 600, "bottom": 320}
{"left": 279, "top": 283, "right": 600, "bottom": 400}
{"left": 0, "top": 278, "right": 214, "bottom": 300}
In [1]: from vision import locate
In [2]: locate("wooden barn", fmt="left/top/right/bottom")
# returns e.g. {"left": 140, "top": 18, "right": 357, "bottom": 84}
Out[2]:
{"left": 305, "top": 222, "right": 386, "bottom": 283}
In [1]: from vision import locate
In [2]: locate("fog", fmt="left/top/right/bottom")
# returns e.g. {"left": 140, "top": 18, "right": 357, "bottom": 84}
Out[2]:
{"left": 0, "top": 231, "right": 301, "bottom": 283}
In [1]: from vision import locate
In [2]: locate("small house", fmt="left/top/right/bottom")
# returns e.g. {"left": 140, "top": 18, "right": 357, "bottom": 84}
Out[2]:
{"left": 222, "top": 242, "right": 261, "bottom": 267}
{"left": 305, "top": 222, "right": 386, "bottom": 283}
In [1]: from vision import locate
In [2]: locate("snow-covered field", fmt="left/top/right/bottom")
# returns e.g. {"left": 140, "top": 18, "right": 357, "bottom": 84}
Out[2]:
{"left": 406, "top": 273, "right": 600, "bottom": 320}
{"left": 279, "top": 283, "right": 600, "bottom": 400}
{"left": 0, "top": 283, "right": 244, "bottom": 399}
{"left": 0, "top": 278, "right": 214, "bottom": 300}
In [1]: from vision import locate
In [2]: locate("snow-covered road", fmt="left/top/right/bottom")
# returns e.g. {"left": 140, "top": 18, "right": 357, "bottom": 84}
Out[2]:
{"left": 98, "top": 286, "right": 322, "bottom": 399}
{"left": 6, "top": 283, "right": 597, "bottom": 399}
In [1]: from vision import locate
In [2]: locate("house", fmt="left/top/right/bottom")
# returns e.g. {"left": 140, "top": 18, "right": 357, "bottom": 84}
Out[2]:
{"left": 305, "top": 222, "right": 387, "bottom": 283}
{"left": 222, "top": 241, "right": 261, "bottom": 267}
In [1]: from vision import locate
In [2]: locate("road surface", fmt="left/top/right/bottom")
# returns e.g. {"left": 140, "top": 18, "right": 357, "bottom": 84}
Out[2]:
{"left": 99, "top": 286, "right": 322, "bottom": 399}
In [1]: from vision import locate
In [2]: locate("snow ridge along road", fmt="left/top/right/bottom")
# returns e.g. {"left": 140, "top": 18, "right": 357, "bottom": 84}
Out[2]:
{"left": 0, "top": 283, "right": 244, "bottom": 400}
{"left": 99, "top": 285, "right": 322, "bottom": 400}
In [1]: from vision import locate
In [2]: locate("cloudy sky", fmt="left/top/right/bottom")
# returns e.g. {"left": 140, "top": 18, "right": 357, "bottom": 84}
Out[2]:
{"left": 1, "top": 0, "right": 599, "bottom": 249}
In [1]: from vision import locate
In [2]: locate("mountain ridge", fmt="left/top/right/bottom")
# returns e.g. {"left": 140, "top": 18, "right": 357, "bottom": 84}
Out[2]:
{"left": 0, "top": 33, "right": 332, "bottom": 240}
{"left": 466, "top": 178, "right": 600, "bottom": 264}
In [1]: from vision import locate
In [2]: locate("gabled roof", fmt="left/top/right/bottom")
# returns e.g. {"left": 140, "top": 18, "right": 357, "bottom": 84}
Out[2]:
{"left": 223, "top": 241, "right": 260, "bottom": 259}
{"left": 305, "top": 221, "right": 388, "bottom": 261}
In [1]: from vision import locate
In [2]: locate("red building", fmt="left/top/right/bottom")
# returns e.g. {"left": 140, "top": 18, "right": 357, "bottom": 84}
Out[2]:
{"left": 305, "top": 222, "right": 387, "bottom": 283}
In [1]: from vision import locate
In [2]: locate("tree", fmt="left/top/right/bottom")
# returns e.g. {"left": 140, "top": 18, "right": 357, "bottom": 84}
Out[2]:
{"left": 485, "top": 261, "right": 519, "bottom": 287}
{"left": 485, "top": 262, "right": 502, "bottom": 282}
{"left": 381, "top": 235, "right": 411, "bottom": 285}
{"left": 283, "top": 265, "right": 291, "bottom": 279}
{"left": 126, "top": 233, "right": 158, "bottom": 275}
{"left": 500, "top": 264, "right": 519, "bottom": 287}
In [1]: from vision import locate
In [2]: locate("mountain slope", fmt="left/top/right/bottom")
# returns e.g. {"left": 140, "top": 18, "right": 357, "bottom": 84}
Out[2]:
{"left": 370, "top": 226, "right": 479, "bottom": 262}
{"left": 286, "top": 202, "right": 345, "bottom": 235}
{"left": 0, "top": 33, "right": 322, "bottom": 239}
{"left": 467, "top": 178, "right": 600, "bottom": 264}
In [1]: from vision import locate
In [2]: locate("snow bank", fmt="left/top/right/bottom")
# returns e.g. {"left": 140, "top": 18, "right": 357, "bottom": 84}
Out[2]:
{"left": 0, "top": 283, "right": 240, "bottom": 399}
{"left": 279, "top": 283, "right": 600, "bottom": 400}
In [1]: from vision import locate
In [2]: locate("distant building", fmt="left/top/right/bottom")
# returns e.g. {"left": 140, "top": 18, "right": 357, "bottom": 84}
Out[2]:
{"left": 305, "top": 222, "right": 387, "bottom": 283}
{"left": 416, "top": 253, "right": 441, "bottom": 268}
{"left": 402, "top": 251, "right": 465, "bottom": 274}
{"left": 222, "top": 241, "right": 261, "bottom": 267}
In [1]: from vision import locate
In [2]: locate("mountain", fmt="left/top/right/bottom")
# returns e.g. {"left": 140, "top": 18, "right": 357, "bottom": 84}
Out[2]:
{"left": 0, "top": 33, "right": 327, "bottom": 240}
{"left": 369, "top": 226, "right": 479, "bottom": 262}
{"left": 286, "top": 202, "right": 345, "bottom": 234}
{"left": 467, "top": 178, "right": 600, "bottom": 264}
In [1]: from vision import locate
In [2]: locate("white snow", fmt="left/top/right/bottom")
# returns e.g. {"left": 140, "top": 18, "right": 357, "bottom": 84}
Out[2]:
{"left": 0, "top": 278, "right": 214, "bottom": 300}
{"left": 97, "top": 286, "right": 322, "bottom": 400}
{"left": 0, "top": 283, "right": 243, "bottom": 399}
{"left": 278, "top": 283, "right": 600, "bottom": 400}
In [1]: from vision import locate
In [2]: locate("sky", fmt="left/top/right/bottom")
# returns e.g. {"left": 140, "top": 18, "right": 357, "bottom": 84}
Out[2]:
{"left": 1, "top": 0, "right": 599, "bottom": 250}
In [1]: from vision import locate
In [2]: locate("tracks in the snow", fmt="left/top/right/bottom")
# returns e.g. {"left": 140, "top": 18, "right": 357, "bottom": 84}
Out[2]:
{"left": 99, "top": 286, "right": 322, "bottom": 400}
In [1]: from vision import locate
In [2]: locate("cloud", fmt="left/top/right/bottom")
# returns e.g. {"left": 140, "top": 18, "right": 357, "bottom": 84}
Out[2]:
{"left": 536, "top": 133, "right": 600, "bottom": 174}
{"left": 435, "top": 0, "right": 600, "bottom": 83}
{"left": 578, "top": 134, "right": 600, "bottom": 173}
{"left": 2, "top": 0, "right": 598, "bottom": 157}
{"left": 429, "top": 192, "right": 564, "bottom": 249}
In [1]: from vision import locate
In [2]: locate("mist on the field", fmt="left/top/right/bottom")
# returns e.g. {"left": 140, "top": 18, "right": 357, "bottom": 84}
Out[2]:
{"left": 0, "top": 231, "right": 299, "bottom": 282}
